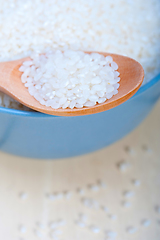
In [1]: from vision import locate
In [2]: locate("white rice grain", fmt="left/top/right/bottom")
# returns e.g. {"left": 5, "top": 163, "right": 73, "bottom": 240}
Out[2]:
{"left": 20, "top": 50, "right": 120, "bottom": 109}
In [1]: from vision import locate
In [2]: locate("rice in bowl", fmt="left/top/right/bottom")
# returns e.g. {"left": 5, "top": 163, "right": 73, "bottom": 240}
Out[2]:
{"left": 0, "top": 0, "right": 160, "bottom": 110}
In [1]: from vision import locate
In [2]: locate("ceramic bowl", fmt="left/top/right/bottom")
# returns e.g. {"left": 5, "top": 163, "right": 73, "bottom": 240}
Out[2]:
{"left": 0, "top": 74, "right": 160, "bottom": 159}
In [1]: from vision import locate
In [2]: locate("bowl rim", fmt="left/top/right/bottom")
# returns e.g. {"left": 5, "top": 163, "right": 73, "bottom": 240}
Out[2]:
{"left": 0, "top": 73, "right": 160, "bottom": 118}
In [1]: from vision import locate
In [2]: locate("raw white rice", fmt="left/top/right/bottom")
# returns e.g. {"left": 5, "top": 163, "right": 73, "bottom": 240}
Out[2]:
{"left": 19, "top": 50, "right": 120, "bottom": 109}
{"left": 0, "top": 0, "right": 160, "bottom": 110}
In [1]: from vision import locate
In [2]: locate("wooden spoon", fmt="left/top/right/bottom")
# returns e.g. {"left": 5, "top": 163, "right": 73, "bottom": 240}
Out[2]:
{"left": 0, "top": 52, "right": 144, "bottom": 116}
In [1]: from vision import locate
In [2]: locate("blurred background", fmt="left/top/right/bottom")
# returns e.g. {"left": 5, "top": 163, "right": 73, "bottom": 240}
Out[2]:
{"left": 0, "top": 100, "right": 159, "bottom": 240}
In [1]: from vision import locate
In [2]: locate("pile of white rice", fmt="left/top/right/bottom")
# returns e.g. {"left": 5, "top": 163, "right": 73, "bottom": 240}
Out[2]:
{"left": 0, "top": 0, "right": 160, "bottom": 110}
{"left": 19, "top": 50, "right": 120, "bottom": 109}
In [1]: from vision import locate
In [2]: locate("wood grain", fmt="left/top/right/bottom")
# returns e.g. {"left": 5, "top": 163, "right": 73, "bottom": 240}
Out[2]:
{"left": 0, "top": 53, "right": 144, "bottom": 116}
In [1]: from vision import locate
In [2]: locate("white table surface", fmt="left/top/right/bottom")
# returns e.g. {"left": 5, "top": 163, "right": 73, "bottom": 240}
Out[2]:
{"left": 0, "top": 101, "right": 160, "bottom": 240}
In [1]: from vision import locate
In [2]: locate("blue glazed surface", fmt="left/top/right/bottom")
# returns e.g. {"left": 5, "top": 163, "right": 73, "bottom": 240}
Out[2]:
{"left": 0, "top": 74, "right": 160, "bottom": 159}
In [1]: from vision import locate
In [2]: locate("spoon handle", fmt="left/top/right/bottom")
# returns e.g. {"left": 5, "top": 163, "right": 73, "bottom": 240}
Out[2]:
{"left": 0, "top": 58, "right": 28, "bottom": 95}
{"left": 0, "top": 62, "right": 11, "bottom": 92}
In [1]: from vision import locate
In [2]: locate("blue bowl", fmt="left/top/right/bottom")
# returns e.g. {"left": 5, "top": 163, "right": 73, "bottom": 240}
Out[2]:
{"left": 0, "top": 74, "right": 160, "bottom": 159}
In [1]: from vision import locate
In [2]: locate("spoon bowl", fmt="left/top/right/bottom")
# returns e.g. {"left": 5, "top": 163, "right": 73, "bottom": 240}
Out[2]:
{"left": 0, "top": 52, "right": 144, "bottom": 116}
